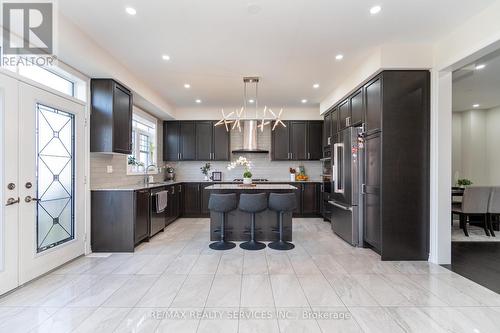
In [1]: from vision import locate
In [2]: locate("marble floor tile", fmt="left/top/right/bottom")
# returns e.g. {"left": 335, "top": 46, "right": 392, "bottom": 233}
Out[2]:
{"left": 298, "top": 274, "right": 344, "bottom": 307}
{"left": 31, "top": 307, "right": 96, "bottom": 333}
{"left": 170, "top": 274, "right": 214, "bottom": 307}
{"left": 114, "top": 307, "right": 162, "bottom": 333}
{"left": 217, "top": 253, "right": 244, "bottom": 275}
{"left": 324, "top": 272, "right": 379, "bottom": 307}
{"left": 136, "top": 254, "right": 176, "bottom": 275}
{"left": 67, "top": 275, "right": 130, "bottom": 307}
{"left": 288, "top": 255, "right": 322, "bottom": 275}
{"left": 240, "top": 275, "right": 275, "bottom": 307}
{"left": 102, "top": 275, "right": 158, "bottom": 307}
{"left": 38, "top": 274, "right": 102, "bottom": 307}
{"left": 111, "top": 255, "right": 156, "bottom": 275}
{"left": 136, "top": 274, "right": 187, "bottom": 308}
{"left": 197, "top": 308, "right": 239, "bottom": 333}
{"left": 190, "top": 254, "right": 222, "bottom": 275}
{"left": 243, "top": 252, "right": 269, "bottom": 275}
{"left": 351, "top": 274, "right": 411, "bottom": 306}
{"left": 205, "top": 274, "right": 241, "bottom": 307}
{"left": 276, "top": 308, "right": 322, "bottom": 333}
{"left": 163, "top": 254, "right": 199, "bottom": 274}
{"left": 0, "top": 307, "right": 58, "bottom": 333}
{"left": 270, "top": 274, "right": 309, "bottom": 307}
{"left": 267, "top": 253, "right": 295, "bottom": 274}
{"left": 154, "top": 308, "right": 203, "bottom": 333}
{"left": 238, "top": 307, "right": 280, "bottom": 333}
{"left": 380, "top": 273, "right": 447, "bottom": 306}
{"left": 311, "top": 307, "right": 362, "bottom": 333}
{"left": 348, "top": 306, "right": 405, "bottom": 333}
{"left": 72, "top": 307, "right": 131, "bottom": 333}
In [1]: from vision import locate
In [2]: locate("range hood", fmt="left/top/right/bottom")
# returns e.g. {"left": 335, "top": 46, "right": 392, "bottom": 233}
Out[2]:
{"left": 231, "top": 120, "right": 269, "bottom": 154}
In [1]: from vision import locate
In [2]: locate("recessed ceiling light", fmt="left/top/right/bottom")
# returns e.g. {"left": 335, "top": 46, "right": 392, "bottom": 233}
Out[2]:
{"left": 475, "top": 64, "right": 486, "bottom": 70}
{"left": 301, "top": 99, "right": 308, "bottom": 104}
{"left": 473, "top": 104, "right": 480, "bottom": 108}
{"left": 162, "top": 54, "right": 170, "bottom": 61}
{"left": 195, "top": 99, "right": 202, "bottom": 104}
{"left": 370, "top": 5, "right": 381, "bottom": 15}
{"left": 184, "top": 83, "right": 191, "bottom": 89}
{"left": 313, "top": 83, "right": 320, "bottom": 89}
{"left": 335, "top": 54, "right": 344, "bottom": 61}
{"left": 248, "top": 99, "right": 255, "bottom": 104}
{"left": 125, "top": 7, "right": 137, "bottom": 15}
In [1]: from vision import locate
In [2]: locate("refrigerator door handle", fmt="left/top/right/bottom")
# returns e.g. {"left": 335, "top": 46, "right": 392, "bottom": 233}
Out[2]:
{"left": 333, "top": 143, "right": 344, "bottom": 193}
{"left": 328, "top": 200, "right": 352, "bottom": 211}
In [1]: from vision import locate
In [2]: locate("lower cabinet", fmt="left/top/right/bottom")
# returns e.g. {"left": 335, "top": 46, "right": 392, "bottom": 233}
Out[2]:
{"left": 91, "top": 189, "right": 150, "bottom": 252}
{"left": 301, "top": 183, "right": 320, "bottom": 216}
{"left": 166, "top": 184, "right": 181, "bottom": 225}
{"left": 183, "top": 183, "right": 202, "bottom": 216}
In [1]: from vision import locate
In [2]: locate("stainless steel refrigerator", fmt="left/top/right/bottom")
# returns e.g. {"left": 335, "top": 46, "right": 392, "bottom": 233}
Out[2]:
{"left": 330, "top": 126, "right": 364, "bottom": 246}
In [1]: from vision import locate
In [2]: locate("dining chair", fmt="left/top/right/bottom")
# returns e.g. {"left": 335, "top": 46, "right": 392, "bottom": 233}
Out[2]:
{"left": 487, "top": 187, "right": 500, "bottom": 237}
{"left": 451, "top": 187, "right": 491, "bottom": 237}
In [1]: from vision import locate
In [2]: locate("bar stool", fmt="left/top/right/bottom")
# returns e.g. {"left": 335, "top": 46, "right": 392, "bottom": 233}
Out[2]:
{"left": 268, "top": 193, "right": 296, "bottom": 250}
{"left": 239, "top": 193, "right": 267, "bottom": 250}
{"left": 208, "top": 193, "right": 237, "bottom": 250}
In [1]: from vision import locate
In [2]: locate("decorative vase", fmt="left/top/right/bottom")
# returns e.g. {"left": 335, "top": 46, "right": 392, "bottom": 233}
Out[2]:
{"left": 290, "top": 173, "right": 296, "bottom": 182}
{"left": 204, "top": 175, "right": 209, "bottom": 181}
{"left": 243, "top": 177, "right": 252, "bottom": 185}
{"left": 166, "top": 172, "right": 175, "bottom": 181}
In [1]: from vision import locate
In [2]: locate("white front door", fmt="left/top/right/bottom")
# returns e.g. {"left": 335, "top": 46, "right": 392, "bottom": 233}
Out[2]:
{"left": 0, "top": 71, "right": 86, "bottom": 293}
{"left": 0, "top": 74, "right": 20, "bottom": 295}
{"left": 17, "top": 82, "right": 86, "bottom": 284}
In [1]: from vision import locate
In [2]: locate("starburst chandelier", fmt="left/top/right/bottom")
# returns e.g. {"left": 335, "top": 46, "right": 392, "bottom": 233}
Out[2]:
{"left": 215, "top": 77, "right": 286, "bottom": 132}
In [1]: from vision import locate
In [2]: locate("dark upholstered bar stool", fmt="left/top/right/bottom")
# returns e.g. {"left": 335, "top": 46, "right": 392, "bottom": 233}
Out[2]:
{"left": 208, "top": 193, "right": 238, "bottom": 250}
{"left": 268, "top": 193, "right": 296, "bottom": 250}
{"left": 239, "top": 193, "right": 267, "bottom": 250}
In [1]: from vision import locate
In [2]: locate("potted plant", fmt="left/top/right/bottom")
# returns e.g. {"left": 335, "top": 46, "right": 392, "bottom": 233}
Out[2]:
{"left": 200, "top": 162, "right": 211, "bottom": 181}
{"left": 457, "top": 178, "right": 473, "bottom": 188}
{"left": 228, "top": 156, "right": 253, "bottom": 185}
{"left": 289, "top": 167, "right": 296, "bottom": 182}
{"left": 165, "top": 164, "right": 175, "bottom": 181}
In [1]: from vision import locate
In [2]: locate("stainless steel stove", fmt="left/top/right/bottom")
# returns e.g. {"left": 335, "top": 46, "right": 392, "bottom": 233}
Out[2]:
{"left": 233, "top": 178, "right": 269, "bottom": 182}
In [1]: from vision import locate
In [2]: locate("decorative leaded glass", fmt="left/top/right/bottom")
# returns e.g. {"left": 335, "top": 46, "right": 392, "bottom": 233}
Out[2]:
{"left": 36, "top": 104, "right": 75, "bottom": 253}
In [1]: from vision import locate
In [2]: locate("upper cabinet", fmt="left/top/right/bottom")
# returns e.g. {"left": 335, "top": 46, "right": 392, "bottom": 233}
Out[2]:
{"left": 323, "top": 111, "right": 332, "bottom": 147}
{"left": 350, "top": 88, "right": 364, "bottom": 126}
{"left": 163, "top": 121, "right": 230, "bottom": 161}
{"left": 90, "top": 79, "right": 133, "bottom": 154}
{"left": 271, "top": 120, "right": 323, "bottom": 161}
{"left": 365, "top": 77, "right": 382, "bottom": 135}
{"left": 338, "top": 99, "right": 351, "bottom": 130}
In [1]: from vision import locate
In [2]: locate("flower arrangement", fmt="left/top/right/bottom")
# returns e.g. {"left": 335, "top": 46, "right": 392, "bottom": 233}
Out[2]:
{"left": 228, "top": 156, "right": 253, "bottom": 184}
{"left": 200, "top": 162, "right": 211, "bottom": 180}
{"left": 457, "top": 178, "right": 473, "bottom": 187}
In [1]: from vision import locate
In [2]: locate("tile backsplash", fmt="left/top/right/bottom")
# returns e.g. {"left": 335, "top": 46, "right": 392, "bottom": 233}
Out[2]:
{"left": 90, "top": 123, "right": 321, "bottom": 188}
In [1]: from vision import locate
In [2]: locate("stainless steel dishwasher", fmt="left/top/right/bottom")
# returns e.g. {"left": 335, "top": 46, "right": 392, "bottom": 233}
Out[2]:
{"left": 150, "top": 187, "right": 167, "bottom": 237}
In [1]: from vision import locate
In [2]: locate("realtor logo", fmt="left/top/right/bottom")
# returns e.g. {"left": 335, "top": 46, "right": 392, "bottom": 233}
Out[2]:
{"left": 2, "top": 2, "right": 53, "bottom": 55}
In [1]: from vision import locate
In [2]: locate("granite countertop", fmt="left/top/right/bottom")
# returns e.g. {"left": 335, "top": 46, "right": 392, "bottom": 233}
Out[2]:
{"left": 91, "top": 181, "right": 183, "bottom": 191}
{"left": 91, "top": 179, "right": 320, "bottom": 191}
{"left": 204, "top": 184, "right": 298, "bottom": 190}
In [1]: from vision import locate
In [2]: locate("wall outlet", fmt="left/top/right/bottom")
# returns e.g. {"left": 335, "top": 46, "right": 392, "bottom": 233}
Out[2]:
{"left": 106, "top": 165, "right": 113, "bottom": 173}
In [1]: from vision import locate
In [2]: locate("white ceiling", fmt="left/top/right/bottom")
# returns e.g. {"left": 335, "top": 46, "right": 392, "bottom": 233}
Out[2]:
{"left": 453, "top": 49, "right": 500, "bottom": 112}
{"left": 59, "top": 0, "right": 497, "bottom": 109}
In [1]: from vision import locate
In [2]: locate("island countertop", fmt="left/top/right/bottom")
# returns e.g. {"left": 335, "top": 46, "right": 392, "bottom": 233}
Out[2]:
{"left": 204, "top": 184, "right": 297, "bottom": 190}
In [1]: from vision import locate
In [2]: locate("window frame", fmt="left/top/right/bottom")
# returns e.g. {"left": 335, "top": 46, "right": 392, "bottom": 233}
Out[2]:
{"left": 127, "top": 108, "right": 158, "bottom": 175}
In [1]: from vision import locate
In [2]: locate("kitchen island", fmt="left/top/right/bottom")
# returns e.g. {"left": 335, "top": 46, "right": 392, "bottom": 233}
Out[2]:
{"left": 204, "top": 184, "right": 297, "bottom": 241}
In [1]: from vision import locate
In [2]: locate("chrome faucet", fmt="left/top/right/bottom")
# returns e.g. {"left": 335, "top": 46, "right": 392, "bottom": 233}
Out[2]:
{"left": 144, "top": 164, "right": 157, "bottom": 185}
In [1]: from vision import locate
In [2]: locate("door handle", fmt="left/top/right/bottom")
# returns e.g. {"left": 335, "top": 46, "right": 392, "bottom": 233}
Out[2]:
{"left": 6, "top": 197, "right": 20, "bottom": 206}
{"left": 328, "top": 201, "right": 352, "bottom": 211}
{"left": 25, "top": 196, "right": 40, "bottom": 203}
{"left": 308, "top": 152, "right": 311, "bottom": 160}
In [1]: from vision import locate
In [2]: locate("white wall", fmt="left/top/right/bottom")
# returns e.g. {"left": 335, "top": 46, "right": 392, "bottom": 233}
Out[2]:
{"left": 453, "top": 106, "right": 500, "bottom": 186}
{"left": 174, "top": 106, "right": 322, "bottom": 120}
{"left": 319, "top": 44, "right": 434, "bottom": 113}
{"left": 486, "top": 106, "right": 500, "bottom": 185}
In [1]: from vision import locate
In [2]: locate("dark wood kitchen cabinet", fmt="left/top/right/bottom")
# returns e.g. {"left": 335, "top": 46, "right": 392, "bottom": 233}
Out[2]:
{"left": 323, "top": 111, "right": 332, "bottom": 148}
{"left": 166, "top": 184, "right": 181, "bottom": 225}
{"left": 350, "top": 88, "right": 364, "bottom": 126}
{"left": 365, "top": 77, "right": 382, "bottom": 135}
{"left": 301, "top": 183, "right": 320, "bottom": 216}
{"left": 289, "top": 121, "right": 307, "bottom": 160}
{"left": 183, "top": 183, "right": 201, "bottom": 216}
{"left": 90, "top": 79, "right": 133, "bottom": 154}
{"left": 163, "top": 121, "right": 196, "bottom": 161}
{"left": 91, "top": 189, "right": 149, "bottom": 252}
{"left": 338, "top": 99, "right": 351, "bottom": 130}
{"left": 271, "top": 121, "right": 323, "bottom": 161}
{"left": 307, "top": 121, "right": 323, "bottom": 160}
{"left": 196, "top": 121, "right": 213, "bottom": 160}
{"left": 164, "top": 121, "right": 229, "bottom": 161}
{"left": 200, "top": 183, "right": 212, "bottom": 215}
{"left": 271, "top": 120, "right": 290, "bottom": 160}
